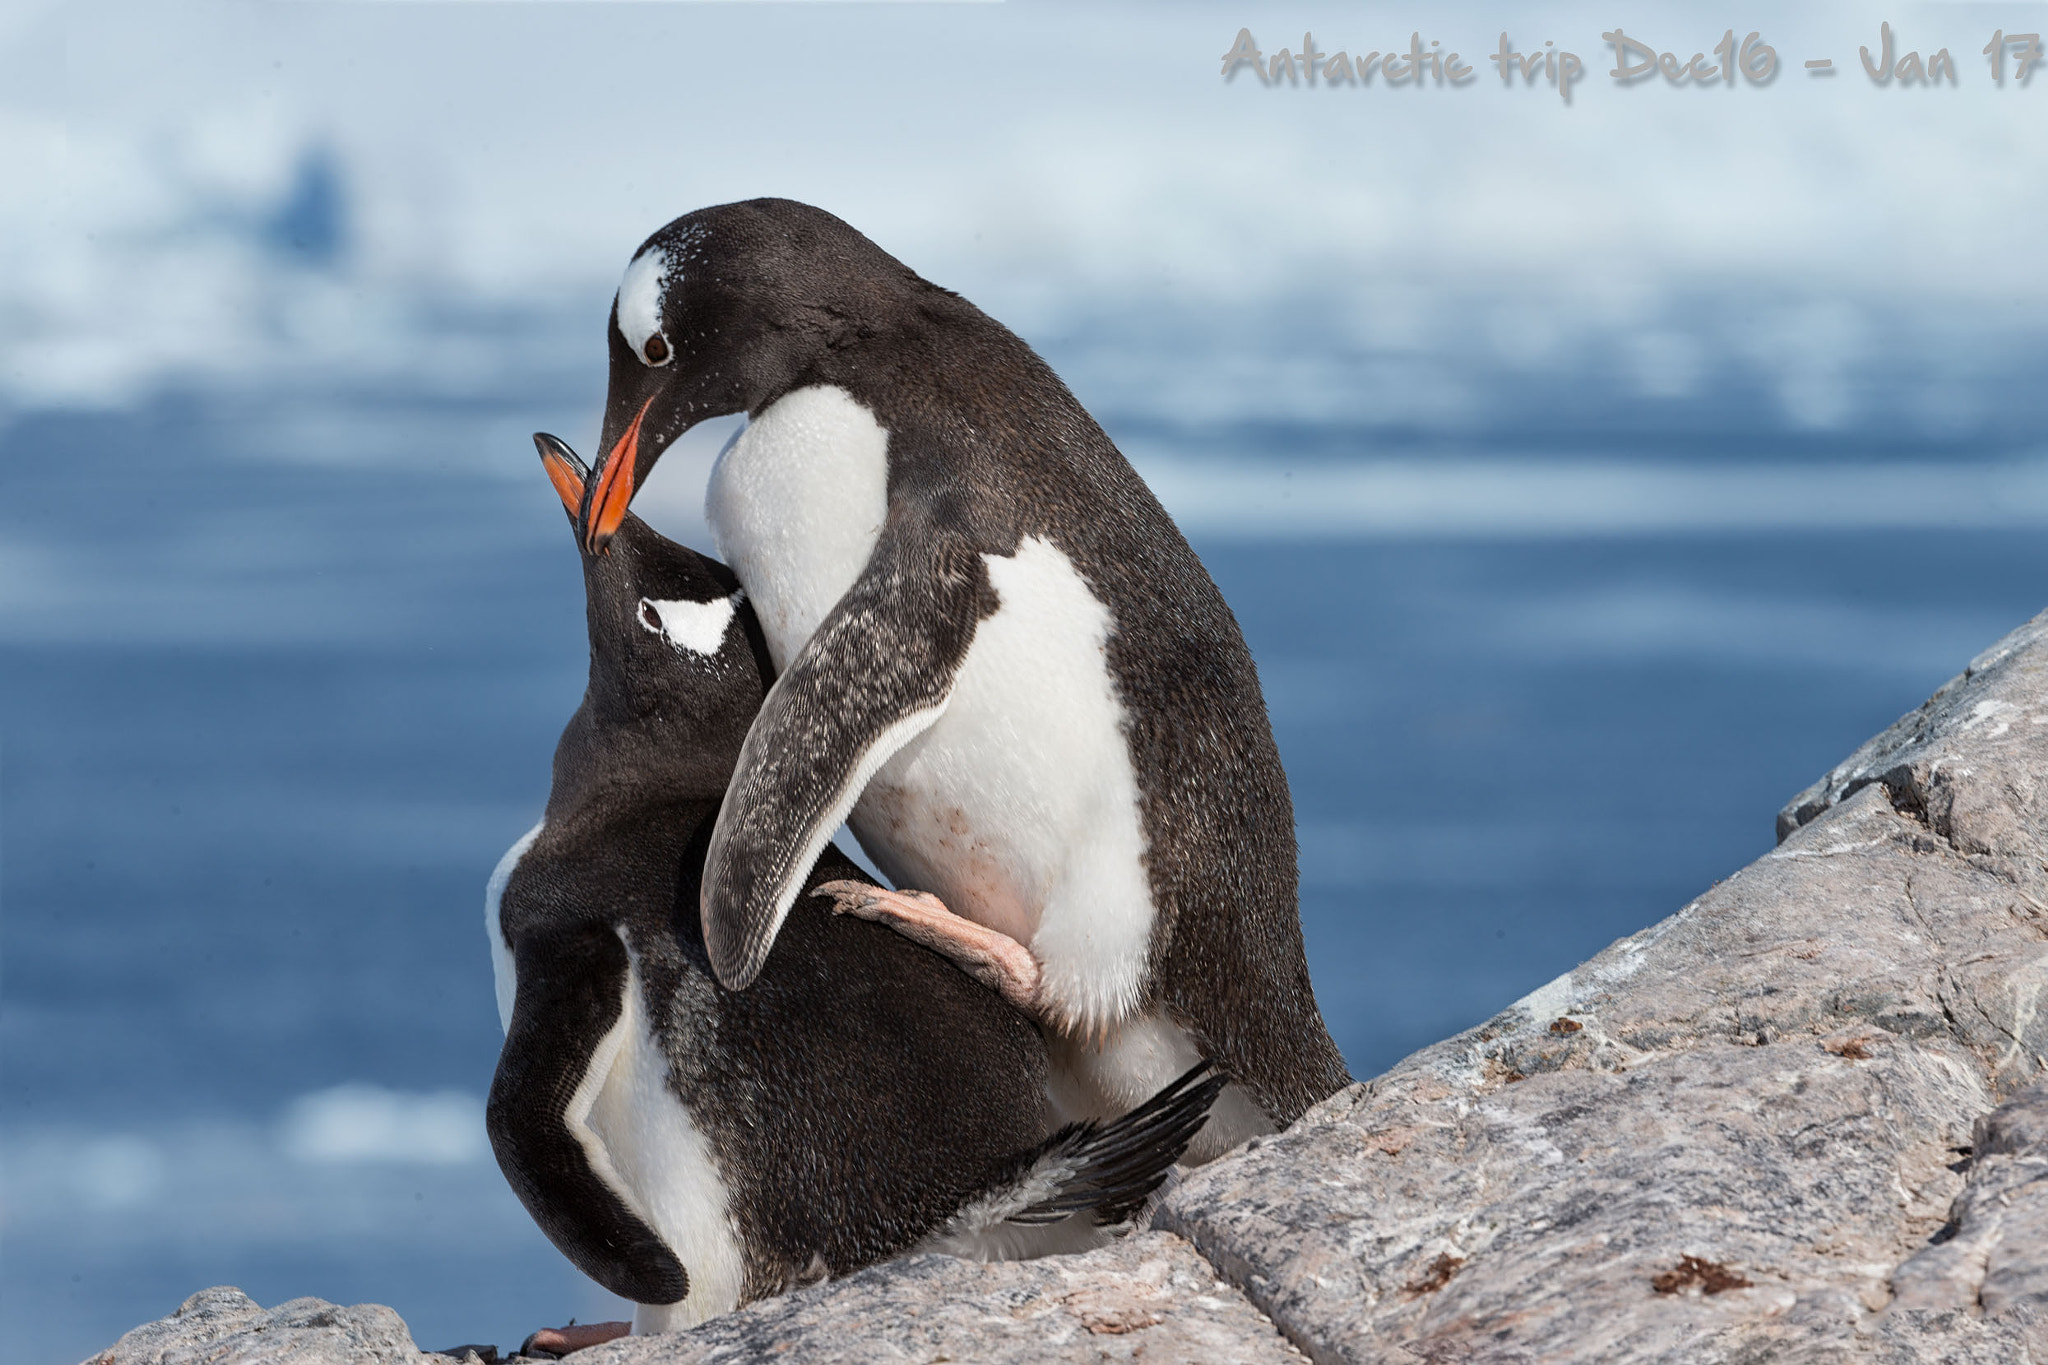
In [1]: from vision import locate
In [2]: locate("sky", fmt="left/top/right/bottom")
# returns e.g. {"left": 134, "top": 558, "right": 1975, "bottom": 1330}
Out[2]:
{"left": 3, "top": 0, "right": 2044, "bottom": 446}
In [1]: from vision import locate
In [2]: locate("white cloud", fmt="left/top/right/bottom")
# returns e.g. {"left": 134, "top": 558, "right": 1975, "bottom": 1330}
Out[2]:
{"left": 69, "top": 1136, "right": 167, "bottom": 1211}
{"left": 279, "top": 1084, "right": 489, "bottom": 1166}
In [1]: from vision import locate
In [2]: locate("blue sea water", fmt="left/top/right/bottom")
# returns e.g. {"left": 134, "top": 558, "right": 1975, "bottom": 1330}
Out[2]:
{"left": 4, "top": 385, "right": 2045, "bottom": 1363}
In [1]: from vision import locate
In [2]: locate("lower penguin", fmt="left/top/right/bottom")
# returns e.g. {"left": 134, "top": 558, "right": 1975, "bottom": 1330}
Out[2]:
{"left": 485, "top": 434, "right": 1224, "bottom": 1346}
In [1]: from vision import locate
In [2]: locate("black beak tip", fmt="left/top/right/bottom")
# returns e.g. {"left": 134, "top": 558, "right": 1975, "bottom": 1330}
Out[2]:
{"left": 533, "top": 431, "right": 591, "bottom": 479}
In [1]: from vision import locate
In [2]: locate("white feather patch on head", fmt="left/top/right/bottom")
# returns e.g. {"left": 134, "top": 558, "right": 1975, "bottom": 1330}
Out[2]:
{"left": 639, "top": 592, "right": 739, "bottom": 657}
{"left": 616, "top": 246, "right": 672, "bottom": 364}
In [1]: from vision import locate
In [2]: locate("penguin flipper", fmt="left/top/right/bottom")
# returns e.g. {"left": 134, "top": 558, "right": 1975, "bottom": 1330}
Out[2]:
{"left": 931, "top": 1061, "right": 1228, "bottom": 1247}
{"left": 702, "top": 533, "right": 991, "bottom": 989}
{"left": 486, "top": 928, "right": 689, "bottom": 1307}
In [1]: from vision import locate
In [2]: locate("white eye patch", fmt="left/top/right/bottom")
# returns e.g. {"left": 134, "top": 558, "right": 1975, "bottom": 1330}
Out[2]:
{"left": 637, "top": 593, "right": 739, "bottom": 657}
{"left": 616, "top": 246, "right": 672, "bottom": 365}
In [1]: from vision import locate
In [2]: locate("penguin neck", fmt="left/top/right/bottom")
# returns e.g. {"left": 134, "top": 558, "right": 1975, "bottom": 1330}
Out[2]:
{"left": 727, "top": 277, "right": 931, "bottom": 400}
{"left": 543, "top": 703, "right": 727, "bottom": 845}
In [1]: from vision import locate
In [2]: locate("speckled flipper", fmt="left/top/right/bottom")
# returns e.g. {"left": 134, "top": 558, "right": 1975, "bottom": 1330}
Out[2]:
{"left": 700, "top": 528, "right": 993, "bottom": 990}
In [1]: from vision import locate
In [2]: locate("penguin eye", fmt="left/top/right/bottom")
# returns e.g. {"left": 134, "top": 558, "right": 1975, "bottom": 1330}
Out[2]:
{"left": 639, "top": 601, "right": 663, "bottom": 633}
{"left": 642, "top": 334, "right": 671, "bottom": 366}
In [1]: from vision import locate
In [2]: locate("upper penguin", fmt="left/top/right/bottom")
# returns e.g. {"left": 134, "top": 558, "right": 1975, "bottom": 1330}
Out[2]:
{"left": 579, "top": 197, "right": 1351, "bottom": 1152}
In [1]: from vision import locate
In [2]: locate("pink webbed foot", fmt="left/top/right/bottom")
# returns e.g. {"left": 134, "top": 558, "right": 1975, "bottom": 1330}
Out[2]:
{"left": 812, "top": 880, "right": 1044, "bottom": 1018}
{"left": 520, "top": 1321, "right": 632, "bottom": 1357}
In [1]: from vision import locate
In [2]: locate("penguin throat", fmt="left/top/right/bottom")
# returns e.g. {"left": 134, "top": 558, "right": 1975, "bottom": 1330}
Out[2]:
{"left": 547, "top": 711, "right": 731, "bottom": 835}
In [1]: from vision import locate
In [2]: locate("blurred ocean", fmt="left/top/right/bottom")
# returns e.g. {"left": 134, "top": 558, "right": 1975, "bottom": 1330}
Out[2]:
{"left": 9, "top": 363, "right": 2048, "bottom": 1363}
{"left": 5, "top": 0, "right": 2046, "bottom": 1360}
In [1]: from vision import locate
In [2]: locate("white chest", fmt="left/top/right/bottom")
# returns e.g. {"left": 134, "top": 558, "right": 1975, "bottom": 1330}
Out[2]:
{"left": 706, "top": 384, "right": 890, "bottom": 672}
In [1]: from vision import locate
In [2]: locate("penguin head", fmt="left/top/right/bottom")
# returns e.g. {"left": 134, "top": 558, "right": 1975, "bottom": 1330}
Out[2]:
{"left": 535, "top": 433, "right": 773, "bottom": 799}
{"left": 580, "top": 197, "right": 926, "bottom": 554}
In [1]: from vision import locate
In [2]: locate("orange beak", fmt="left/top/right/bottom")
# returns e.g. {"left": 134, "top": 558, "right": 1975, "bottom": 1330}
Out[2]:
{"left": 583, "top": 394, "right": 656, "bottom": 555}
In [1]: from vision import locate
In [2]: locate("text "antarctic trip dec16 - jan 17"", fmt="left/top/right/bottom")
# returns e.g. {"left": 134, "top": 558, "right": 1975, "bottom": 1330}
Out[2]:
{"left": 1223, "top": 25, "right": 2045, "bottom": 102}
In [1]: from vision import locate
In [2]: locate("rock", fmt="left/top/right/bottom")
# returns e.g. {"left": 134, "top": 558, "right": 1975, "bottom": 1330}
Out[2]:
{"left": 1775, "top": 610, "right": 2048, "bottom": 858}
{"left": 1891, "top": 1079, "right": 2048, "bottom": 1319}
{"left": 87, "top": 1237, "right": 1301, "bottom": 1365}
{"left": 87, "top": 610, "right": 2048, "bottom": 1363}
{"left": 1156, "top": 608, "right": 2048, "bottom": 1363}
{"left": 84, "top": 1286, "right": 437, "bottom": 1365}
{"left": 573, "top": 1232, "right": 1303, "bottom": 1364}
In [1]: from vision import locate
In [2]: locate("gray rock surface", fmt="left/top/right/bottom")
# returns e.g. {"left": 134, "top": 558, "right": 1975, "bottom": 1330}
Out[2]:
{"left": 87, "top": 611, "right": 2048, "bottom": 1363}
{"left": 85, "top": 1287, "right": 436, "bottom": 1365}
{"left": 578, "top": 1232, "right": 1304, "bottom": 1364}
{"left": 1159, "top": 609, "right": 2048, "bottom": 1362}
{"left": 1892, "top": 1080, "right": 2048, "bottom": 1317}
{"left": 87, "top": 1238, "right": 1301, "bottom": 1365}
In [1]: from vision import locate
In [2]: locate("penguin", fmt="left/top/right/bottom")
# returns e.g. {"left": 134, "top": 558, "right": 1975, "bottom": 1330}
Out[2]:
{"left": 574, "top": 198, "right": 1350, "bottom": 1159}
{"left": 485, "top": 433, "right": 1224, "bottom": 1341}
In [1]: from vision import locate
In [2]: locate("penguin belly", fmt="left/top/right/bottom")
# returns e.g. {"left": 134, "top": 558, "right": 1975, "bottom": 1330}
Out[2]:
{"left": 848, "top": 535, "right": 1156, "bottom": 1038}
{"left": 583, "top": 948, "right": 746, "bottom": 1333}
{"left": 862, "top": 624, "right": 1280, "bottom": 1158}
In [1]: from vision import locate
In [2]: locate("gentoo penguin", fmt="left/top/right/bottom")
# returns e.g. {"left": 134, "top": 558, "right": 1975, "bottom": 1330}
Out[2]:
{"left": 485, "top": 434, "right": 1223, "bottom": 1339}
{"left": 576, "top": 198, "right": 1350, "bottom": 1158}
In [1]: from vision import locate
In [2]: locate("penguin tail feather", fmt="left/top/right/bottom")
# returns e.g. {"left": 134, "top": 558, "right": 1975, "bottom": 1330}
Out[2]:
{"left": 998, "top": 1060, "right": 1227, "bottom": 1229}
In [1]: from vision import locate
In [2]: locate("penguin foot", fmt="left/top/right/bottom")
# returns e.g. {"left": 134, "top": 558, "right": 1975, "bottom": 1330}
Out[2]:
{"left": 518, "top": 1322, "right": 631, "bottom": 1357}
{"left": 812, "top": 880, "right": 1043, "bottom": 1016}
